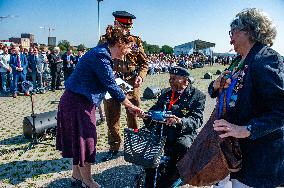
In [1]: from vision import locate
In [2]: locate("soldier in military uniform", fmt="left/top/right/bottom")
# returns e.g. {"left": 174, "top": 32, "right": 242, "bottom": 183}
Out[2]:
{"left": 143, "top": 67, "right": 206, "bottom": 187}
{"left": 102, "top": 11, "right": 148, "bottom": 161}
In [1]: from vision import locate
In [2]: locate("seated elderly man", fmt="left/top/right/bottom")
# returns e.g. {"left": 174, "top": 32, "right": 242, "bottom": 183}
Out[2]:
{"left": 143, "top": 66, "right": 206, "bottom": 187}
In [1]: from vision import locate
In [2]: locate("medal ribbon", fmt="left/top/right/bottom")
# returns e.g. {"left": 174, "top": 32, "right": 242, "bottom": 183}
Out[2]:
{"left": 168, "top": 89, "right": 184, "bottom": 110}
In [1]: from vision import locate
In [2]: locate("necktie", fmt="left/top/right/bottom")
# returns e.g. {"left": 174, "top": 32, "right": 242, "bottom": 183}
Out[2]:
{"left": 17, "top": 55, "right": 21, "bottom": 68}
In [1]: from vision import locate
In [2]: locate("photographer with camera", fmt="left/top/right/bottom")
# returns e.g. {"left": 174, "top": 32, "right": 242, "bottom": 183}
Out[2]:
{"left": 142, "top": 67, "right": 206, "bottom": 187}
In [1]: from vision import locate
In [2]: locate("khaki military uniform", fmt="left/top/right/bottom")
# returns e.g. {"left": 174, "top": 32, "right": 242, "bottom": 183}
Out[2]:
{"left": 103, "top": 35, "right": 148, "bottom": 151}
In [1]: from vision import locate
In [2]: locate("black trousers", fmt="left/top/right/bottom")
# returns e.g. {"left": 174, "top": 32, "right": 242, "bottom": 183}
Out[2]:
{"left": 63, "top": 67, "right": 74, "bottom": 81}
{"left": 144, "top": 140, "right": 187, "bottom": 188}
{"left": 50, "top": 67, "right": 62, "bottom": 90}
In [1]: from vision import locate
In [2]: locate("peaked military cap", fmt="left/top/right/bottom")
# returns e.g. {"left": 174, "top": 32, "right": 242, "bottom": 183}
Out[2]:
{"left": 112, "top": 11, "right": 136, "bottom": 26}
{"left": 169, "top": 66, "right": 194, "bottom": 83}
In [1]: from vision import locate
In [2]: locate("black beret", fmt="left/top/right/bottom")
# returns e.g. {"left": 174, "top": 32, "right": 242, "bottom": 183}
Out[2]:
{"left": 169, "top": 66, "right": 190, "bottom": 77}
{"left": 112, "top": 11, "right": 136, "bottom": 19}
{"left": 169, "top": 66, "right": 194, "bottom": 83}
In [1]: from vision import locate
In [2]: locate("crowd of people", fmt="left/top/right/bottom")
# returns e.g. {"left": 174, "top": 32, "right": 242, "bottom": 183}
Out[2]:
{"left": 1, "top": 8, "right": 284, "bottom": 188}
{"left": 147, "top": 53, "right": 235, "bottom": 75}
{"left": 0, "top": 42, "right": 238, "bottom": 98}
{"left": 0, "top": 43, "right": 85, "bottom": 97}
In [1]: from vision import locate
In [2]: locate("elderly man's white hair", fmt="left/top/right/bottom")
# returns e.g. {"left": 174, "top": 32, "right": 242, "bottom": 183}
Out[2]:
{"left": 14, "top": 46, "right": 20, "bottom": 52}
{"left": 53, "top": 47, "right": 60, "bottom": 52}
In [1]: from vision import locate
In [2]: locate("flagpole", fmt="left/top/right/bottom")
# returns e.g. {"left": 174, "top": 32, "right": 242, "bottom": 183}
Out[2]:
{"left": 98, "top": 0, "right": 103, "bottom": 42}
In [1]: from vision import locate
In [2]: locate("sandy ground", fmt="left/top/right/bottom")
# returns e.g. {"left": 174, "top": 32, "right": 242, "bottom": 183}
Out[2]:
{"left": 0, "top": 65, "right": 222, "bottom": 188}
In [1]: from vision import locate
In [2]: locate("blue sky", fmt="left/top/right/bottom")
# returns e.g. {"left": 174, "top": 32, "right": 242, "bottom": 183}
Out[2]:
{"left": 1, "top": 0, "right": 284, "bottom": 54}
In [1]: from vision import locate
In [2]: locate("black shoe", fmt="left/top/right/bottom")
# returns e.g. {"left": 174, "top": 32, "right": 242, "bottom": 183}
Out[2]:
{"left": 102, "top": 150, "right": 119, "bottom": 162}
{"left": 70, "top": 176, "right": 82, "bottom": 187}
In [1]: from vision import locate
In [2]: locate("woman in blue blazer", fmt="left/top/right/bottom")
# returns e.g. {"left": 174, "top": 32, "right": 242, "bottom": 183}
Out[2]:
{"left": 212, "top": 8, "right": 284, "bottom": 187}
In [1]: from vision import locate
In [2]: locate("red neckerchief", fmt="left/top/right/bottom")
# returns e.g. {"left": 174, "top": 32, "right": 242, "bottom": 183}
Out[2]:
{"left": 168, "top": 89, "right": 185, "bottom": 110}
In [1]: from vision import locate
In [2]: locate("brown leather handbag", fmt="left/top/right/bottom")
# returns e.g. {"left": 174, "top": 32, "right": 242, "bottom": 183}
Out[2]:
{"left": 176, "top": 107, "right": 242, "bottom": 186}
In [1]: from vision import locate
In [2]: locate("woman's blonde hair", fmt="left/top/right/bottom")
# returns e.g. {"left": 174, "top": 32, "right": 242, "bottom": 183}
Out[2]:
{"left": 230, "top": 8, "right": 277, "bottom": 46}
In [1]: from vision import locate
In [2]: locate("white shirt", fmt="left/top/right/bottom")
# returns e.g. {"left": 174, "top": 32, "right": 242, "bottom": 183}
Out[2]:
{"left": 67, "top": 55, "right": 71, "bottom": 67}
{"left": 0, "top": 53, "right": 11, "bottom": 73}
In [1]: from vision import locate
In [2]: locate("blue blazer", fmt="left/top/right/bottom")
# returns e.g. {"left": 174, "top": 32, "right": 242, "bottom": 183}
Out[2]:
{"left": 229, "top": 43, "right": 284, "bottom": 187}
{"left": 62, "top": 53, "right": 76, "bottom": 70}
{"left": 10, "top": 53, "right": 28, "bottom": 75}
{"left": 28, "top": 54, "right": 45, "bottom": 72}
{"left": 65, "top": 43, "right": 126, "bottom": 106}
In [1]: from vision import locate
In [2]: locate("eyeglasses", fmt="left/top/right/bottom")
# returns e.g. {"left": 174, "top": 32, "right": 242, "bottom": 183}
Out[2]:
{"left": 229, "top": 28, "right": 246, "bottom": 37}
{"left": 229, "top": 29, "right": 237, "bottom": 37}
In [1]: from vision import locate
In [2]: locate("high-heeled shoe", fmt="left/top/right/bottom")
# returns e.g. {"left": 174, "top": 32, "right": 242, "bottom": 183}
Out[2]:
{"left": 71, "top": 176, "right": 82, "bottom": 186}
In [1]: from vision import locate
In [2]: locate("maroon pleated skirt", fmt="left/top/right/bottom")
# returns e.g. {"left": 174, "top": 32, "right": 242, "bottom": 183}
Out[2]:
{"left": 56, "top": 90, "right": 97, "bottom": 166}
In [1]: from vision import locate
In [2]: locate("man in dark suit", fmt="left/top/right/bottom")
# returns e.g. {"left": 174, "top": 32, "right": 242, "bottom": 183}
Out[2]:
{"left": 47, "top": 47, "right": 63, "bottom": 91}
{"left": 62, "top": 48, "right": 75, "bottom": 81}
{"left": 74, "top": 49, "right": 83, "bottom": 65}
{"left": 28, "top": 47, "right": 45, "bottom": 92}
{"left": 10, "top": 46, "right": 29, "bottom": 98}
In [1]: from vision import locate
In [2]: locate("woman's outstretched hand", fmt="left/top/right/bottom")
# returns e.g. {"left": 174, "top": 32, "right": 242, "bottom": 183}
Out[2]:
{"left": 128, "top": 105, "right": 145, "bottom": 117}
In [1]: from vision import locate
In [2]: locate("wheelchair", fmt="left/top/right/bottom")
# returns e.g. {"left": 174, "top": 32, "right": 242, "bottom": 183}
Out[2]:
{"left": 124, "top": 111, "right": 183, "bottom": 188}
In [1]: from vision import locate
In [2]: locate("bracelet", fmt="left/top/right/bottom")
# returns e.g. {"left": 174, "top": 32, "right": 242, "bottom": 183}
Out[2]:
{"left": 246, "top": 124, "right": 252, "bottom": 138}
{"left": 246, "top": 125, "right": 251, "bottom": 131}
{"left": 246, "top": 124, "right": 252, "bottom": 135}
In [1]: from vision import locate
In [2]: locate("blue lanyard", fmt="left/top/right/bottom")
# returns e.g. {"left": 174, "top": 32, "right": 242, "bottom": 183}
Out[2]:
{"left": 217, "top": 76, "right": 238, "bottom": 119}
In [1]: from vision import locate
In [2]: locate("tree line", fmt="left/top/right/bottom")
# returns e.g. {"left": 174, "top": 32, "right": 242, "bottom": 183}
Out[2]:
{"left": 53, "top": 40, "right": 174, "bottom": 55}
{"left": 142, "top": 41, "right": 173, "bottom": 54}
